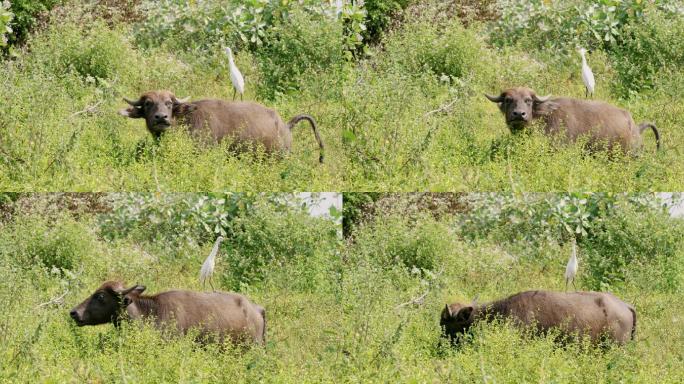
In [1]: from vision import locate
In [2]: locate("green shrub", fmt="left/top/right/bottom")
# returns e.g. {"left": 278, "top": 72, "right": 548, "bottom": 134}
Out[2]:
{"left": 362, "top": 0, "right": 411, "bottom": 44}
{"left": 582, "top": 208, "right": 684, "bottom": 292}
{"left": 381, "top": 18, "right": 494, "bottom": 86}
{"left": 349, "top": 214, "right": 453, "bottom": 272}
{"left": 342, "top": 192, "right": 380, "bottom": 237}
{"left": 489, "top": 0, "right": 651, "bottom": 51}
{"left": 99, "top": 193, "right": 255, "bottom": 246}
{"left": 0, "top": 214, "right": 92, "bottom": 271}
{"left": 133, "top": 0, "right": 240, "bottom": 53}
{"left": 0, "top": 1, "right": 12, "bottom": 47}
{"left": 24, "top": 21, "right": 141, "bottom": 88}
{"left": 255, "top": 8, "right": 346, "bottom": 100}
{"left": 3, "top": 0, "right": 61, "bottom": 52}
{"left": 610, "top": 10, "right": 684, "bottom": 96}
{"left": 221, "top": 204, "right": 339, "bottom": 291}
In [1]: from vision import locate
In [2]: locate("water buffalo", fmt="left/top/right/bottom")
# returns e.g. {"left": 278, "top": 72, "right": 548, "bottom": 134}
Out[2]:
{"left": 441, "top": 290, "right": 636, "bottom": 345}
{"left": 119, "top": 90, "right": 324, "bottom": 163}
{"left": 70, "top": 281, "right": 266, "bottom": 345}
{"left": 485, "top": 87, "right": 660, "bottom": 153}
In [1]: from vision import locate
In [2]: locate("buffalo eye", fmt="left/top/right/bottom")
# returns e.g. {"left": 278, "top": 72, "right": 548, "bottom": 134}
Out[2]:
{"left": 95, "top": 292, "right": 106, "bottom": 302}
{"left": 165, "top": 101, "right": 172, "bottom": 107}
{"left": 144, "top": 100, "right": 153, "bottom": 108}
{"left": 524, "top": 98, "right": 532, "bottom": 104}
{"left": 504, "top": 98, "right": 513, "bottom": 104}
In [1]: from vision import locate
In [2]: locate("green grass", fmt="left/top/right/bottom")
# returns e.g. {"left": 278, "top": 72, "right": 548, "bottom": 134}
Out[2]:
{"left": 0, "top": 4, "right": 344, "bottom": 191}
{"left": 1, "top": 193, "right": 682, "bottom": 382}
{"left": 342, "top": 2, "right": 684, "bottom": 191}
{"left": 2, "top": 1, "right": 683, "bottom": 191}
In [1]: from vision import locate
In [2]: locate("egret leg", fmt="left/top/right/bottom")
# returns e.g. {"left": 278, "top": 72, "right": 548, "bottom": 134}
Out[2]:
{"left": 565, "top": 279, "right": 568, "bottom": 292}
{"left": 209, "top": 275, "right": 215, "bottom": 292}
{"left": 240, "top": 93, "right": 243, "bottom": 101}
{"left": 585, "top": 89, "right": 588, "bottom": 98}
{"left": 572, "top": 279, "right": 577, "bottom": 291}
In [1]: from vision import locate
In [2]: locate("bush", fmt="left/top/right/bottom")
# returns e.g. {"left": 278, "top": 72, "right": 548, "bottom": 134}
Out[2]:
{"left": 456, "top": 193, "right": 622, "bottom": 246}
{"left": 255, "top": 8, "right": 346, "bottom": 100}
{"left": 348, "top": 214, "right": 453, "bottom": 272}
{"left": 610, "top": 10, "right": 684, "bottom": 96}
{"left": 489, "top": 0, "right": 652, "bottom": 51}
{"left": 99, "top": 193, "right": 255, "bottom": 246}
{"left": 25, "top": 21, "right": 141, "bottom": 87}
{"left": 0, "top": 214, "right": 93, "bottom": 272}
{"left": 3, "top": 0, "right": 61, "bottom": 52}
{"left": 582, "top": 209, "right": 684, "bottom": 292}
{"left": 381, "top": 17, "right": 494, "bottom": 86}
{"left": 342, "top": 192, "right": 380, "bottom": 237}
{"left": 362, "top": 0, "right": 411, "bottom": 44}
{"left": 133, "top": 0, "right": 239, "bottom": 53}
{"left": 0, "top": 1, "right": 12, "bottom": 48}
{"left": 221, "top": 204, "right": 339, "bottom": 291}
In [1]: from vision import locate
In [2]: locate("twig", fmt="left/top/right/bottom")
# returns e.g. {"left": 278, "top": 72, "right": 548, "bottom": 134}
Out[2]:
{"left": 394, "top": 290, "right": 429, "bottom": 310}
{"left": 424, "top": 98, "right": 459, "bottom": 117}
{"left": 35, "top": 289, "right": 69, "bottom": 309}
{"left": 69, "top": 100, "right": 103, "bottom": 118}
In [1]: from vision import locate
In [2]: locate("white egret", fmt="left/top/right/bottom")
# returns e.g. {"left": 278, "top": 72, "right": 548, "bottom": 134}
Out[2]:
{"left": 565, "top": 237, "right": 578, "bottom": 291}
{"left": 200, "top": 236, "right": 225, "bottom": 291}
{"left": 578, "top": 48, "right": 595, "bottom": 98}
{"left": 225, "top": 47, "right": 245, "bottom": 101}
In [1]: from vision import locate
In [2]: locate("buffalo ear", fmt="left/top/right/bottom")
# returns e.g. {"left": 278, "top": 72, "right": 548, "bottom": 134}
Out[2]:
{"left": 119, "top": 107, "right": 144, "bottom": 119}
{"left": 118, "top": 284, "right": 146, "bottom": 296}
{"left": 455, "top": 306, "right": 473, "bottom": 322}
{"left": 532, "top": 97, "right": 559, "bottom": 117}
{"left": 172, "top": 97, "right": 196, "bottom": 116}
{"left": 442, "top": 304, "right": 453, "bottom": 320}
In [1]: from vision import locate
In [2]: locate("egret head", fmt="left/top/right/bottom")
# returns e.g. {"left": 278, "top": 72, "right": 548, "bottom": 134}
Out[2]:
{"left": 119, "top": 91, "right": 192, "bottom": 138}
{"left": 485, "top": 87, "right": 554, "bottom": 133}
{"left": 578, "top": 47, "right": 587, "bottom": 57}
{"left": 225, "top": 47, "right": 233, "bottom": 57}
{"left": 69, "top": 281, "right": 146, "bottom": 327}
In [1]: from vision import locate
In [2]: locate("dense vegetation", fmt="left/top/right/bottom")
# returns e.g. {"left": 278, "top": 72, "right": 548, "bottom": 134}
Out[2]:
{"left": 340, "top": 192, "right": 684, "bottom": 381}
{"left": 0, "top": 193, "right": 344, "bottom": 381}
{"left": 1, "top": 1, "right": 350, "bottom": 191}
{"left": 342, "top": 0, "right": 684, "bottom": 190}
{"left": 3, "top": 0, "right": 683, "bottom": 190}
{"left": 1, "top": 192, "right": 682, "bottom": 382}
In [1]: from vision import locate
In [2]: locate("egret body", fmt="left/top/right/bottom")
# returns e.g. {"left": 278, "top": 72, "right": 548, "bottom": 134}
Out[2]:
{"left": 200, "top": 236, "right": 225, "bottom": 291}
{"left": 225, "top": 47, "right": 245, "bottom": 101}
{"left": 579, "top": 48, "right": 595, "bottom": 98}
{"left": 565, "top": 238, "right": 578, "bottom": 291}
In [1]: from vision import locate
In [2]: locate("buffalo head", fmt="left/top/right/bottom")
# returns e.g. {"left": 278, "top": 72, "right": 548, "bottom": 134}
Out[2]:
{"left": 69, "top": 281, "right": 146, "bottom": 327}
{"left": 119, "top": 91, "right": 193, "bottom": 138}
{"left": 441, "top": 302, "right": 476, "bottom": 341}
{"left": 485, "top": 87, "right": 555, "bottom": 133}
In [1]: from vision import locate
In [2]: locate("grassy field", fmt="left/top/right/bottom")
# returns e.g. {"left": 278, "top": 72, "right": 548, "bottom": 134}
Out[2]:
{"left": 2, "top": 0, "right": 683, "bottom": 191}
{"left": 342, "top": 1, "right": 684, "bottom": 191}
{"left": 1, "top": 192, "right": 682, "bottom": 382}
{"left": 0, "top": 2, "right": 345, "bottom": 191}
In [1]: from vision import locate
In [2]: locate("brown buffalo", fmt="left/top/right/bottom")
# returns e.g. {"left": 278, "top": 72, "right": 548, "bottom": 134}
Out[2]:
{"left": 441, "top": 290, "right": 636, "bottom": 345}
{"left": 119, "top": 90, "right": 324, "bottom": 163}
{"left": 70, "top": 281, "right": 266, "bottom": 345}
{"left": 485, "top": 87, "right": 660, "bottom": 153}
